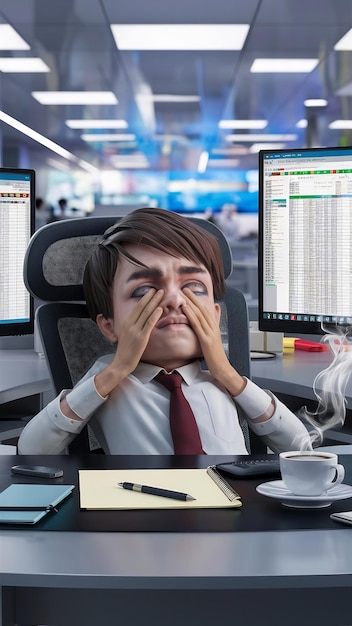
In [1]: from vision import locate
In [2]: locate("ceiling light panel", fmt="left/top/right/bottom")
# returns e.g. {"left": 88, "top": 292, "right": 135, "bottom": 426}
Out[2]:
{"left": 208, "top": 159, "right": 240, "bottom": 167}
{"left": 249, "top": 143, "right": 286, "bottom": 153}
{"left": 219, "top": 120, "right": 268, "bottom": 129}
{"left": 111, "top": 24, "right": 250, "bottom": 50}
{"left": 212, "top": 147, "right": 249, "bottom": 155}
{"left": 0, "top": 109, "right": 98, "bottom": 173}
{"left": 138, "top": 94, "right": 200, "bottom": 103}
{"left": 0, "top": 110, "right": 74, "bottom": 159}
{"left": 0, "top": 58, "right": 50, "bottom": 72}
{"left": 250, "top": 59, "right": 319, "bottom": 73}
{"left": 0, "top": 24, "right": 30, "bottom": 50}
{"left": 334, "top": 28, "right": 352, "bottom": 50}
{"left": 111, "top": 154, "right": 148, "bottom": 162}
{"left": 110, "top": 154, "right": 149, "bottom": 168}
{"left": 81, "top": 133, "right": 136, "bottom": 142}
{"left": 198, "top": 151, "right": 209, "bottom": 173}
{"left": 110, "top": 162, "right": 149, "bottom": 169}
{"left": 46, "top": 158, "right": 71, "bottom": 172}
{"left": 153, "top": 134, "right": 188, "bottom": 143}
{"left": 304, "top": 99, "right": 327, "bottom": 107}
{"left": 225, "top": 134, "right": 297, "bottom": 142}
{"left": 66, "top": 119, "right": 128, "bottom": 129}
{"left": 329, "top": 120, "right": 352, "bottom": 129}
{"left": 32, "top": 92, "right": 118, "bottom": 105}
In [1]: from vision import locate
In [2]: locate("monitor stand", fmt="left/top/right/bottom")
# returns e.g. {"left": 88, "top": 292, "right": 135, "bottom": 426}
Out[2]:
{"left": 250, "top": 350, "right": 277, "bottom": 360}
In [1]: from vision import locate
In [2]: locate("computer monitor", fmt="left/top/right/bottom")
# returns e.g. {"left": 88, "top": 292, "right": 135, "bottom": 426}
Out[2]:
{"left": 258, "top": 146, "right": 352, "bottom": 335}
{"left": 0, "top": 167, "right": 35, "bottom": 337}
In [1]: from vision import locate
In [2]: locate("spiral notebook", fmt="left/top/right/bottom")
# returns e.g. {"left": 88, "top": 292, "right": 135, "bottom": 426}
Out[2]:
{"left": 79, "top": 466, "right": 242, "bottom": 510}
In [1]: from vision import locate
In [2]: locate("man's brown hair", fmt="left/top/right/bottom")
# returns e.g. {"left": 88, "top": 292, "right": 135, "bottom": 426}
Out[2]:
{"left": 83, "top": 207, "right": 225, "bottom": 321}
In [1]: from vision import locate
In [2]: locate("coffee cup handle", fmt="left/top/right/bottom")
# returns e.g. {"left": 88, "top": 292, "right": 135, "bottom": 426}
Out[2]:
{"left": 331, "top": 464, "right": 345, "bottom": 487}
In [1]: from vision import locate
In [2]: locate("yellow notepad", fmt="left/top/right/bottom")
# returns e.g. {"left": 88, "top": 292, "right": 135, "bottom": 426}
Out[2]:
{"left": 79, "top": 467, "right": 242, "bottom": 510}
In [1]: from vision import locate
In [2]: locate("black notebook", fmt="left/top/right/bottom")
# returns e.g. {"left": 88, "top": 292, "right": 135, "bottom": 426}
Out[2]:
{"left": 0, "top": 483, "right": 75, "bottom": 524}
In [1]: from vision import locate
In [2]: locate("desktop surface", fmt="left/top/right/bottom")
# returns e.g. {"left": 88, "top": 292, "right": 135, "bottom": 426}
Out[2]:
{"left": 251, "top": 348, "right": 351, "bottom": 401}
{"left": 1, "top": 454, "right": 352, "bottom": 533}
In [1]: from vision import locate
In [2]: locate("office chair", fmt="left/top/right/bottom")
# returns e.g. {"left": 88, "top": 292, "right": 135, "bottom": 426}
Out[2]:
{"left": 24, "top": 214, "right": 265, "bottom": 454}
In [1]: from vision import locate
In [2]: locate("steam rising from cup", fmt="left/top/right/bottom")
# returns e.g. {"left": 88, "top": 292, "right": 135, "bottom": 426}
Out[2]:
{"left": 297, "top": 327, "right": 352, "bottom": 448}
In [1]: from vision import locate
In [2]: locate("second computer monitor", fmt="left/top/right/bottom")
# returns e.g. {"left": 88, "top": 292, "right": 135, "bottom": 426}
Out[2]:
{"left": 258, "top": 146, "right": 352, "bottom": 335}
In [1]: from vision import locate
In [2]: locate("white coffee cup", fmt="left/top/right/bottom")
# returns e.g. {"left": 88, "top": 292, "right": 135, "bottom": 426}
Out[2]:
{"left": 279, "top": 451, "right": 345, "bottom": 496}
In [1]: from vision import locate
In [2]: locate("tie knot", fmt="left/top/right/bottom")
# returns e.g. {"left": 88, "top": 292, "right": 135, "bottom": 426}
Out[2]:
{"left": 155, "top": 371, "right": 183, "bottom": 392}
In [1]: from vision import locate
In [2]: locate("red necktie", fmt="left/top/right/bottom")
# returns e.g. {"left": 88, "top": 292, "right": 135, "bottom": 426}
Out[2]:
{"left": 155, "top": 372, "right": 204, "bottom": 454}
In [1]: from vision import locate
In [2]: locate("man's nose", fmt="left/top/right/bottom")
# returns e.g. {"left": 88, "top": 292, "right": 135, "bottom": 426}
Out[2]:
{"left": 161, "top": 286, "right": 186, "bottom": 310}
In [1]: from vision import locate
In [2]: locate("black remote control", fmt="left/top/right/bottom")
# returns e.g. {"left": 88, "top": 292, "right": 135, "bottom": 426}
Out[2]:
{"left": 216, "top": 457, "right": 281, "bottom": 478}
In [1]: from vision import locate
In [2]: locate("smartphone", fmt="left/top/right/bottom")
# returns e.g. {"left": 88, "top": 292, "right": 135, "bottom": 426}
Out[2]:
{"left": 216, "top": 457, "right": 281, "bottom": 478}
{"left": 11, "top": 465, "right": 63, "bottom": 479}
{"left": 330, "top": 511, "right": 352, "bottom": 526}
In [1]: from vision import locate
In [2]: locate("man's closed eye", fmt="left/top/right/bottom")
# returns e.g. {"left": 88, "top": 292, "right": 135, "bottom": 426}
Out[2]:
{"left": 131, "top": 285, "right": 156, "bottom": 298}
{"left": 183, "top": 282, "right": 208, "bottom": 296}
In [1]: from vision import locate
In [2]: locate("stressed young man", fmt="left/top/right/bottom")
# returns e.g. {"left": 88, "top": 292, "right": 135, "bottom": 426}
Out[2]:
{"left": 18, "top": 208, "right": 311, "bottom": 455}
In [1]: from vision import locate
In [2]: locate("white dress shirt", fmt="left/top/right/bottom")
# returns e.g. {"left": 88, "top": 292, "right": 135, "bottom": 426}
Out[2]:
{"left": 18, "top": 356, "right": 311, "bottom": 455}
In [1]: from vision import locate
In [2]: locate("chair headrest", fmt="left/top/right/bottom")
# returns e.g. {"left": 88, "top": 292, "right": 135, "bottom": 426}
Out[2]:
{"left": 24, "top": 215, "right": 233, "bottom": 302}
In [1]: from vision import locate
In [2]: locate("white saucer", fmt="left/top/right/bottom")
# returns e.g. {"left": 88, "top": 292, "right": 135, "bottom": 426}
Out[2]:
{"left": 256, "top": 480, "right": 352, "bottom": 509}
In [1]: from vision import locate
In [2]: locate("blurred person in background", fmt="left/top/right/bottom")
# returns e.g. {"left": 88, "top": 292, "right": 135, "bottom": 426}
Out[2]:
{"left": 58, "top": 197, "right": 69, "bottom": 219}
{"left": 215, "top": 203, "right": 241, "bottom": 246}
{"left": 35, "top": 197, "right": 50, "bottom": 230}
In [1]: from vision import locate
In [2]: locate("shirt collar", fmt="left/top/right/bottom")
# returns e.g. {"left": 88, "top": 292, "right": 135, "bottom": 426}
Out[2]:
{"left": 133, "top": 360, "right": 202, "bottom": 385}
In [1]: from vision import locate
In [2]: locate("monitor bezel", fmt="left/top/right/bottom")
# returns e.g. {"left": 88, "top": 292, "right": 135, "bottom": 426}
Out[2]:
{"left": 258, "top": 146, "right": 352, "bottom": 335}
{"left": 0, "top": 167, "right": 35, "bottom": 337}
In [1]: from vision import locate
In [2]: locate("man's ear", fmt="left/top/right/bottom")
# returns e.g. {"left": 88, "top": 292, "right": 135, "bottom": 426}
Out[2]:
{"left": 96, "top": 314, "right": 118, "bottom": 343}
{"left": 214, "top": 302, "right": 221, "bottom": 323}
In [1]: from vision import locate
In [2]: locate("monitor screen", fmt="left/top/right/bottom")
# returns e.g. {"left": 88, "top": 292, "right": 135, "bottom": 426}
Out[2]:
{"left": 0, "top": 168, "right": 35, "bottom": 336}
{"left": 258, "top": 146, "right": 352, "bottom": 335}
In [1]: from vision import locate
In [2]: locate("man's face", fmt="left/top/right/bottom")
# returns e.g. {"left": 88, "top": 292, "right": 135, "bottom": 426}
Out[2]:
{"left": 107, "top": 244, "right": 221, "bottom": 368}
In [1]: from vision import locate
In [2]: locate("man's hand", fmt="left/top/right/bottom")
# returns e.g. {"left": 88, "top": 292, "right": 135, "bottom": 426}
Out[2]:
{"left": 182, "top": 288, "right": 246, "bottom": 397}
{"left": 96, "top": 289, "right": 164, "bottom": 398}
{"left": 61, "top": 289, "right": 164, "bottom": 419}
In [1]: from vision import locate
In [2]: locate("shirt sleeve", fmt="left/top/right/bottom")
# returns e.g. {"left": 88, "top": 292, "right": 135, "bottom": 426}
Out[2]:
{"left": 234, "top": 378, "right": 312, "bottom": 453}
{"left": 18, "top": 377, "right": 106, "bottom": 454}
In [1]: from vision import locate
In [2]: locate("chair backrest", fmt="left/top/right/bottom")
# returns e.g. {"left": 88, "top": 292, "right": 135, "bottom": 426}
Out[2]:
{"left": 24, "top": 214, "right": 264, "bottom": 454}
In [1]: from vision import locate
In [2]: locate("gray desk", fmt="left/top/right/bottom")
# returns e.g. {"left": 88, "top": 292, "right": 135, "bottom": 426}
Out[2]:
{"left": 251, "top": 350, "right": 337, "bottom": 404}
{"left": 1, "top": 453, "right": 352, "bottom": 626}
{"left": 0, "top": 349, "right": 52, "bottom": 442}
{"left": 251, "top": 350, "right": 352, "bottom": 444}
{"left": 2, "top": 528, "right": 352, "bottom": 626}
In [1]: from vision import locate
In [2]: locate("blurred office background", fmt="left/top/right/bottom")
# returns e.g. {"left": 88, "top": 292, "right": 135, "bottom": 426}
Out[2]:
{"left": 1, "top": 0, "right": 352, "bottom": 304}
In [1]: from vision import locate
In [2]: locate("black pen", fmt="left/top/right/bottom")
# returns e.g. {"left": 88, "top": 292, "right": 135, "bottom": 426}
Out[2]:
{"left": 117, "top": 482, "right": 196, "bottom": 501}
